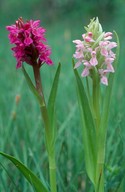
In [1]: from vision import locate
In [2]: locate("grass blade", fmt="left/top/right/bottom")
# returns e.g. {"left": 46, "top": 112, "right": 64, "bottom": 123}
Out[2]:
{"left": 0, "top": 152, "right": 48, "bottom": 192}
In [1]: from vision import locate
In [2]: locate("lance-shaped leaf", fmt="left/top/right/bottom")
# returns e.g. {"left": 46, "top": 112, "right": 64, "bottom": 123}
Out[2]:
{"left": 22, "top": 65, "right": 45, "bottom": 107}
{"left": 74, "top": 66, "right": 97, "bottom": 185}
{"left": 98, "top": 32, "right": 120, "bottom": 164}
{"left": 0, "top": 152, "right": 48, "bottom": 192}
{"left": 47, "top": 63, "right": 61, "bottom": 146}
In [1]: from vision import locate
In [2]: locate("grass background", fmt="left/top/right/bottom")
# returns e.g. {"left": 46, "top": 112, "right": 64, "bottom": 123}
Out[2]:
{"left": 0, "top": 0, "right": 125, "bottom": 191}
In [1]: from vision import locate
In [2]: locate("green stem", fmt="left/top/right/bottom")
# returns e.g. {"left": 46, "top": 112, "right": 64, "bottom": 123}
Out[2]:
{"left": 40, "top": 105, "right": 57, "bottom": 192}
{"left": 86, "top": 77, "right": 95, "bottom": 119}
{"left": 49, "top": 152, "right": 57, "bottom": 192}
{"left": 33, "top": 64, "right": 57, "bottom": 192}
{"left": 33, "top": 64, "right": 50, "bottom": 141}
{"left": 92, "top": 74, "right": 100, "bottom": 130}
{"left": 33, "top": 64, "right": 45, "bottom": 103}
{"left": 95, "top": 123, "right": 107, "bottom": 192}
{"left": 95, "top": 160, "right": 104, "bottom": 192}
{"left": 92, "top": 73, "right": 104, "bottom": 192}
{"left": 86, "top": 77, "right": 91, "bottom": 102}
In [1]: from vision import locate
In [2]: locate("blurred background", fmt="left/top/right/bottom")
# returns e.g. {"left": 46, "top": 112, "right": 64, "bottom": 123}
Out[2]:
{"left": 0, "top": 0, "right": 125, "bottom": 191}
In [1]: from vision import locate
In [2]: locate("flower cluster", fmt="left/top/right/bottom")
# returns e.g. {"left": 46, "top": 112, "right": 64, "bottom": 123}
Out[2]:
{"left": 73, "top": 18, "right": 117, "bottom": 85}
{"left": 6, "top": 17, "right": 53, "bottom": 68}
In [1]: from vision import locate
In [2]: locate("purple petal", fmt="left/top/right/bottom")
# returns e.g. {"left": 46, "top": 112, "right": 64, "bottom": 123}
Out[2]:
{"left": 24, "top": 37, "right": 33, "bottom": 45}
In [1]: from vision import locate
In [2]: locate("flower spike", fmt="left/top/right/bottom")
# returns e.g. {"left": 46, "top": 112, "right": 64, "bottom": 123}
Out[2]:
{"left": 6, "top": 17, "right": 53, "bottom": 68}
{"left": 73, "top": 17, "right": 117, "bottom": 85}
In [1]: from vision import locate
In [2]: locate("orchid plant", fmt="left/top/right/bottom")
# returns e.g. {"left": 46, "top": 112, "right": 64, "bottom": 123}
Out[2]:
{"left": 0, "top": 16, "right": 120, "bottom": 192}
{"left": 0, "top": 17, "right": 61, "bottom": 192}
{"left": 73, "top": 18, "right": 119, "bottom": 192}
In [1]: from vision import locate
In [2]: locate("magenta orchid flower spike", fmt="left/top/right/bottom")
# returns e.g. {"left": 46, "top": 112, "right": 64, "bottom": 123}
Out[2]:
{"left": 73, "top": 18, "right": 117, "bottom": 85}
{"left": 5, "top": 17, "right": 61, "bottom": 192}
{"left": 6, "top": 17, "right": 53, "bottom": 69}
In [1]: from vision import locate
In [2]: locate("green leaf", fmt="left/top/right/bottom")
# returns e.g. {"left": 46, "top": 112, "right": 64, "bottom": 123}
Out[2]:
{"left": 48, "top": 63, "right": 61, "bottom": 115}
{"left": 73, "top": 64, "right": 97, "bottom": 185}
{"left": 47, "top": 63, "right": 61, "bottom": 145}
{"left": 22, "top": 65, "right": 45, "bottom": 107}
{"left": 0, "top": 152, "right": 48, "bottom": 192}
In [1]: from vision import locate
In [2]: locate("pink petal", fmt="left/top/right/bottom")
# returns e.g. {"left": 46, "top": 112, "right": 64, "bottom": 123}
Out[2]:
{"left": 105, "top": 57, "right": 114, "bottom": 64}
{"left": 73, "top": 40, "right": 82, "bottom": 44}
{"left": 90, "top": 51, "right": 98, "bottom": 66}
{"left": 104, "top": 32, "right": 112, "bottom": 37}
{"left": 74, "top": 61, "right": 82, "bottom": 69}
{"left": 6, "top": 25, "right": 16, "bottom": 31}
{"left": 84, "top": 36, "right": 95, "bottom": 42}
{"left": 81, "top": 67, "right": 90, "bottom": 77}
{"left": 84, "top": 60, "right": 90, "bottom": 66}
{"left": 107, "top": 64, "right": 115, "bottom": 72}
{"left": 109, "top": 50, "right": 116, "bottom": 58}
{"left": 45, "top": 58, "right": 53, "bottom": 65}
{"left": 90, "top": 57, "right": 98, "bottom": 66}
{"left": 101, "top": 76, "right": 108, "bottom": 86}
{"left": 82, "top": 33, "right": 95, "bottom": 43}
{"left": 104, "top": 32, "right": 112, "bottom": 40}
{"left": 82, "top": 34, "right": 85, "bottom": 39}
{"left": 99, "top": 41, "right": 109, "bottom": 47}
{"left": 104, "top": 36, "right": 112, "bottom": 40}
{"left": 30, "top": 20, "right": 40, "bottom": 28}
{"left": 101, "top": 47, "right": 108, "bottom": 57}
{"left": 107, "top": 42, "right": 117, "bottom": 49}
{"left": 73, "top": 51, "right": 83, "bottom": 59}
{"left": 24, "top": 37, "right": 33, "bottom": 45}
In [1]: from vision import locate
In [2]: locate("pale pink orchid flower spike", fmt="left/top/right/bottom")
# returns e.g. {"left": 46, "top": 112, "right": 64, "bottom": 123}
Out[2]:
{"left": 73, "top": 17, "right": 117, "bottom": 86}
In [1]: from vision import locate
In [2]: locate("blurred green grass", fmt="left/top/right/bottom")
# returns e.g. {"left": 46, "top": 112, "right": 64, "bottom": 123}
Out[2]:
{"left": 0, "top": 0, "right": 125, "bottom": 191}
